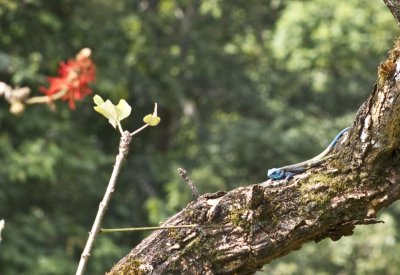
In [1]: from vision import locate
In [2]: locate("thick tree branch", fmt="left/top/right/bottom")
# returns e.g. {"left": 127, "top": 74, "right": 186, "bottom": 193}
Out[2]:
{"left": 383, "top": 0, "right": 400, "bottom": 25}
{"left": 107, "top": 40, "right": 400, "bottom": 274}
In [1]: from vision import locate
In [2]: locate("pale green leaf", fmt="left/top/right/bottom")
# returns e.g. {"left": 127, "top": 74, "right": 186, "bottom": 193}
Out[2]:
{"left": 93, "top": 96, "right": 133, "bottom": 129}
{"left": 115, "top": 99, "right": 132, "bottom": 122}
{"left": 94, "top": 100, "right": 119, "bottom": 128}
{"left": 143, "top": 114, "right": 161, "bottom": 126}
{"left": 93, "top": 94, "right": 104, "bottom": 106}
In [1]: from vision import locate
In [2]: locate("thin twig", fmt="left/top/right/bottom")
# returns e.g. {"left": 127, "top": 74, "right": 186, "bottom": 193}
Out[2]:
{"left": 76, "top": 131, "right": 132, "bottom": 275}
{"left": 178, "top": 168, "right": 200, "bottom": 199}
{"left": 0, "top": 219, "right": 4, "bottom": 243}
{"left": 130, "top": 124, "right": 149, "bottom": 136}
{"left": 100, "top": 225, "right": 197, "bottom": 233}
{"left": 100, "top": 224, "right": 223, "bottom": 233}
{"left": 25, "top": 89, "right": 67, "bottom": 104}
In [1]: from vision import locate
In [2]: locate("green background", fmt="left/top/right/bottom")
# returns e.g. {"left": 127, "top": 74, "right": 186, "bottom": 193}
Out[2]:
{"left": 0, "top": 0, "right": 399, "bottom": 274}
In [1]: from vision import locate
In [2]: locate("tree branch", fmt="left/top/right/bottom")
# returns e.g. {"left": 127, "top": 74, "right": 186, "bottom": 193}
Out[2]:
{"left": 383, "top": 0, "right": 400, "bottom": 25}
{"left": 77, "top": 131, "right": 132, "bottom": 275}
{"left": 107, "top": 40, "right": 400, "bottom": 274}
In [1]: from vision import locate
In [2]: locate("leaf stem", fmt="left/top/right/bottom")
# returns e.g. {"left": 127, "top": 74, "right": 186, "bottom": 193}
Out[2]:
{"left": 117, "top": 121, "right": 124, "bottom": 136}
{"left": 130, "top": 124, "right": 149, "bottom": 136}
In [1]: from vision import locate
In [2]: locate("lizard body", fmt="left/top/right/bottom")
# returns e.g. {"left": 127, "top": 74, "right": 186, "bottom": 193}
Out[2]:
{"left": 267, "top": 127, "right": 350, "bottom": 180}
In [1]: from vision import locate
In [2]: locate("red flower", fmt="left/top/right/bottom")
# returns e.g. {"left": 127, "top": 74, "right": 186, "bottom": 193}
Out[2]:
{"left": 40, "top": 48, "right": 96, "bottom": 109}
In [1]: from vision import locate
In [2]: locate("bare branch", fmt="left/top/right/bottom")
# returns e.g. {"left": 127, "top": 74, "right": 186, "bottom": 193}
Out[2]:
{"left": 76, "top": 131, "right": 132, "bottom": 275}
{"left": 178, "top": 168, "right": 200, "bottom": 199}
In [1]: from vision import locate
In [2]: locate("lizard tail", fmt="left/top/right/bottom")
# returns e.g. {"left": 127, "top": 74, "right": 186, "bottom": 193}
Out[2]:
{"left": 326, "top": 127, "right": 350, "bottom": 149}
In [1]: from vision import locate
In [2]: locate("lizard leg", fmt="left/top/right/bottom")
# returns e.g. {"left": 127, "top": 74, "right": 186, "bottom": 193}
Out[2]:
{"left": 285, "top": 172, "right": 295, "bottom": 181}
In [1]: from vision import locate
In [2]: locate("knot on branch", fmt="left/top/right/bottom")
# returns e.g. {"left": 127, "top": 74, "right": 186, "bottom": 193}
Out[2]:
{"left": 119, "top": 131, "right": 132, "bottom": 157}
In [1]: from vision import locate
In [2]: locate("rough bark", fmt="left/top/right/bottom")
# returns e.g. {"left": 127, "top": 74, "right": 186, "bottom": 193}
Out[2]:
{"left": 383, "top": 0, "right": 400, "bottom": 25}
{"left": 107, "top": 40, "right": 400, "bottom": 275}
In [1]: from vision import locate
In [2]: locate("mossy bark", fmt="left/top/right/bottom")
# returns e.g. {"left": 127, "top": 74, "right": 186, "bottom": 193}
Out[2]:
{"left": 107, "top": 40, "right": 400, "bottom": 275}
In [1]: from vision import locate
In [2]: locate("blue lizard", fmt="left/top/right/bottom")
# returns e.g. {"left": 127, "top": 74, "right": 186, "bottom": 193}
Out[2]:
{"left": 267, "top": 127, "right": 350, "bottom": 180}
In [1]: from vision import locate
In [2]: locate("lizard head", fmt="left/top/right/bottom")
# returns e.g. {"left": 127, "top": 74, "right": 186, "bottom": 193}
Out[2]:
{"left": 267, "top": 168, "right": 284, "bottom": 180}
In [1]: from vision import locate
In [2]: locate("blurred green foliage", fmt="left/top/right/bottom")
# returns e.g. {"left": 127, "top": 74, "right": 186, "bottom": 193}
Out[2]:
{"left": 0, "top": 0, "right": 399, "bottom": 274}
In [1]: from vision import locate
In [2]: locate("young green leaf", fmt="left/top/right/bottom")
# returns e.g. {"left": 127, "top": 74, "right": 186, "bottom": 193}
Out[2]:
{"left": 93, "top": 95, "right": 132, "bottom": 128}
{"left": 93, "top": 94, "right": 104, "bottom": 105}
{"left": 143, "top": 103, "right": 161, "bottom": 126}
{"left": 143, "top": 114, "right": 161, "bottom": 126}
{"left": 115, "top": 99, "right": 132, "bottom": 122}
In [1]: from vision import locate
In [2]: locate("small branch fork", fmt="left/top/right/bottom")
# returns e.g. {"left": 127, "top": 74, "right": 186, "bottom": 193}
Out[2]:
{"left": 96, "top": 168, "right": 202, "bottom": 236}
{"left": 76, "top": 102, "right": 158, "bottom": 274}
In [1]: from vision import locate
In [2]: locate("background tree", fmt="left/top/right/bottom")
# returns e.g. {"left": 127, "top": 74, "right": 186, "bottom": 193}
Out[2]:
{"left": 0, "top": 0, "right": 399, "bottom": 274}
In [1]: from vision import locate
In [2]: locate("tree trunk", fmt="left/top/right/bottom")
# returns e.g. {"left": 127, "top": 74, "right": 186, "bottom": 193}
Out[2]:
{"left": 107, "top": 39, "right": 400, "bottom": 275}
